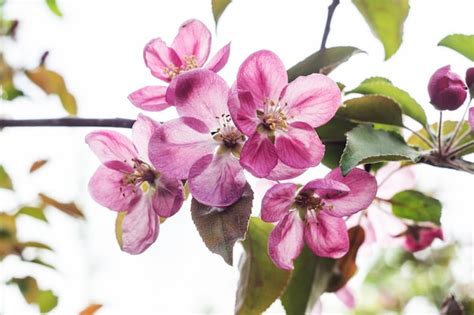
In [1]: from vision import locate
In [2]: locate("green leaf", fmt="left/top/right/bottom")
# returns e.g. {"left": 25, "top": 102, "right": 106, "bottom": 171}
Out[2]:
{"left": 287, "top": 46, "right": 365, "bottom": 82}
{"left": 191, "top": 184, "right": 253, "bottom": 265}
{"left": 0, "top": 53, "right": 24, "bottom": 101}
{"left": 16, "top": 207, "right": 48, "bottom": 222}
{"left": 38, "top": 290, "right": 58, "bottom": 313}
{"left": 352, "top": 0, "right": 409, "bottom": 60}
{"left": 115, "top": 211, "right": 126, "bottom": 250}
{"left": 18, "top": 241, "right": 53, "bottom": 251}
{"left": 0, "top": 165, "right": 13, "bottom": 190}
{"left": 212, "top": 0, "right": 231, "bottom": 26}
{"left": 45, "top": 0, "right": 62, "bottom": 17}
{"left": 235, "top": 217, "right": 291, "bottom": 315}
{"left": 340, "top": 125, "right": 420, "bottom": 175}
{"left": 391, "top": 190, "right": 442, "bottom": 225}
{"left": 438, "top": 34, "right": 474, "bottom": 61}
{"left": 281, "top": 247, "right": 335, "bottom": 315}
{"left": 27, "top": 258, "right": 56, "bottom": 270}
{"left": 8, "top": 276, "right": 39, "bottom": 304}
{"left": 349, "top": 77, "right": 427, "bottom": 126}
{"left": 338, "top": 95, "right": 404, "bottom": 126}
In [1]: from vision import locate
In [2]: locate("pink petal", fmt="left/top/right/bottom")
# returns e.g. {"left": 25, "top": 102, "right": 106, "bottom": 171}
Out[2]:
{"left": 173, "top": 69, "right": 230, "bottom": 129}
{"left": 261, "top": 183, "right": 298, "bottom": 222}
{"left": 148, "top": 117, "right": 215, "bottom": 179}
{"left": 304, "top": 210, "right": 349, "bottom": 258}
{"left": 228, "top": 89, "right": 259, "bottom": 136}
{"left": 88, "top": 166, "right": 140, "bottom": 211}
{"left": 205, "top": 42, "right": 231, "bottom": 72}
{"left": 323, "top": 168, "right": 377, "bottom": 217}
{"left": 302, "top": 178, "right": 350, "bottom": 199}
{"left": 469, "top": 107, "right": 474, "bottom": 130}
{"left": 121, "top": 195, "right": 159, "bottom": 254}
{"left": 240, "top": 131, "right": 278, "bottom": 178}
{"left": 171, "top": 19, "right": 211, "bottom": 67}
{"left": 268, "top": 211, "right": 305, "bottom": 270}
{"left": 189, "top": 153, "right": 246, "bottom": 207}
{"left": 403, "top": 226, "right": 444, "bottom": 252}
{"left": 128, "top": 86, "right": 171, "bottom": 112}
{"left": 144, "top": 38, "right": 182, "bottom": 82}
{"left": 336, "top": 287, "right": 356, "bottom": 309}
{"left": 152, "top": 175, "right": 185, "bottom": 218}
{"left": 281, "top": 74, "right": 341, "bottom": 127}
{"left": 132, "top": 113, "right": 160, "bottom": 163}
{"left": 275, "top": 121, "right": 324, "bottom": 169}
{"left": 376, "top": 163, "right": 415, "bottom": 199}
{"left": 237, "top": 50, "right": 288, "bottom": 106}
{"left": 266, "top": 160, "right": 307, "bottom": 180}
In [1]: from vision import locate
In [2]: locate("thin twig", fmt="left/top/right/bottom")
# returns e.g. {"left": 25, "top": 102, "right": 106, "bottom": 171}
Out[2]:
{"left": 320, "top": 0, "right": 340, "bottom": 50}
{"left": 444, "top": 98, "right": 472, "bottom": 153}
{"left": 437, "top": 111, "right": 443, "bottom": 153}
{"left": 0, "top": 118, "right": 135, "bottom": 128}
{"left": 447, "top": 140, "right": 474, "bottom": 157}
{"left": 403, "top": 126, "right": 434, "bottom": 148}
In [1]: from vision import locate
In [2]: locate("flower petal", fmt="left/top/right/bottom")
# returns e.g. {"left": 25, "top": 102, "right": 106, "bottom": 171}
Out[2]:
{"left": 152, "top": 175, "right": 185, "bottom": 218}
{"left": 149, "top": 117, "right": 215, "bottom": 179}
{"left": 469, "top": 107, "right": 474, "bottom": 130}
{"left": 305, "top": 210, "right": 349, "bottom": 258}
{"left": 403, "top": 226, "right": 444, "bottom": 252}
{"left": 336, "top": 287, "right": 355, "bottom": 309}
{"left": 266, "top": 160, "right": 307, "bottom": 180}
{"left": 171, "top": 19, "right": 211, "bottom": 67}
{"left": 281, "top": 74, "right": 341, "bottom": 127}
{"left": 237, "top": 50, "right": 287, "bottom": 106}
{"left": 205, "top": 42, "right": 231, "bottom": 72}
{"left": 323, "top": 168, "right": 377, "bottom": 217}
{"left": 268, "top": 211, "right": 305, "bottom": 270}
{"left": 132, "top": 113, "right": 160, "bottom": 163}
{"left": 240, "top": 131, "right": 278, "bottom": 178}
{"left": 302, "top": 179, "right": 350, "bottom": 199}
{"left": 275, "top": 122, "right": 324, "bottom": 169}
{"left": 144, "top": 38, "right": 182, "bottom": 82}
{"left": 228, "top": 90, "right": 259, "bottom": 136}
{"left": 261, "top": 183, "right": 298, "bottom": 222}
{"left": 128, "top": 86, "right": 171, "bottom": 112}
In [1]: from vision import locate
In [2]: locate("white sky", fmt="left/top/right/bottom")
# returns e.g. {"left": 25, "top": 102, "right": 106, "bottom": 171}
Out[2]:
{"left": 0, "top": 0, "right": 473, "bottom": 314}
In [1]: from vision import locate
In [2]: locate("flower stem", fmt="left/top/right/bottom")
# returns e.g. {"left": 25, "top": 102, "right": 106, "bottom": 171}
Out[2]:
{"left": 447, "top": 140, "right": 474, "bottom": 157}
{"left": 437, "top": 111, "right": 443, "bottom": 154}
{"left": 404, "top": 126, "right": 434, "bottom": 148}
{"left": 320, "top": 0, "right": 340, "bottom": 50}
{"left": 0, "top": 118, "right": 135, "bottom": 128}
{"left": 444, "top": 98, "right": 472, "bottom": 153}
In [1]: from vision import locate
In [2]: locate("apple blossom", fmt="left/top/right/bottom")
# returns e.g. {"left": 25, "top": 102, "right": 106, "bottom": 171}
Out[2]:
{"left": 402, "top": 225, "right": 444, "bottom": 252}
{"left": 428, "top": 65, "right": 467, "bottom": 111}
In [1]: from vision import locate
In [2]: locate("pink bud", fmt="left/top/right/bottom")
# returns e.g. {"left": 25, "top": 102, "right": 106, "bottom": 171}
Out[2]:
{"left": 403, "top": 225, "right": 443, "bottom": 252}
{"left": 466, "top": 67, "right": 474, "bottom": 95}
{"left": 428, "top": 65, "right": 467, "bottom": 110}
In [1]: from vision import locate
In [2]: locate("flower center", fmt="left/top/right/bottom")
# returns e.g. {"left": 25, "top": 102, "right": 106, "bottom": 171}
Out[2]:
{"left": 119, "top": 158, "right": 157, "bottom": 197}
{"left": 212, "top": 114, "right": 245, "bottom": 155}
{"left": 257, "top": 98, "right": 288, "bottom": 132}
{"left": 294, "top": 190, "right": 331, "bottom": 221}
{"left": 163, "top": 55, "right": 198, "bottom": 79}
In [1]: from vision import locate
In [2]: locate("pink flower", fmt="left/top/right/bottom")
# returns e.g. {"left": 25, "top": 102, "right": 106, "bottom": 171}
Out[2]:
{"left": 229, "top": 50, "right": 341, "bottom": 179}
{"left": 402, "top": 225, "right": 444, "bottom": 252}
{"left": 149, "top": 70, "right": 246, "bottom": 207}
{"left": 466, "top": 67, "right": 474, "bottom": 93}
{"left": 128, "top": 19, "right": 231, "bottom": 112}
{"left": 86, "top": 114, "right": 184, "bottom": 254}
{"left": 261, "top": 168, "right": 377, "bottom": 270}
{"left": 469, "top": 107, "right": 474, "bottom": 130}
{"left": 428, "top": 65, "right": 467, "bottom": 111}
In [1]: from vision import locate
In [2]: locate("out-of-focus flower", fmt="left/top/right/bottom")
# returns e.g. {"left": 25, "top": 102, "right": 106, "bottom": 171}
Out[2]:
{"left": 86, "top": 114, "right": 184, "bottom": 254}
{"left": 128, "top": 19, "right": 230, "bottom": 111}
{"left": 469, "top": 107, "right": 474, "bottom": 130}
{"left": 466, "top": 67, "right": 474, "bottom": 95}
{"left": 401, "top": 225, "right": 444, "bottom": 252}
{"left": 428, "top": 65, "right": 467, "bottom": 111}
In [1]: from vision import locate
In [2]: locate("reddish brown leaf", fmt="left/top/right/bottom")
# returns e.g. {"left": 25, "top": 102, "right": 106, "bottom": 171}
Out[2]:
{"left": 79, "top": 303, "right": 103, "bottom": 315}
{"left": 30, "top": 159, "right": 48, "bottom": 173}
{"left": 39, "top": 193, "right": 84, "bottom": 219}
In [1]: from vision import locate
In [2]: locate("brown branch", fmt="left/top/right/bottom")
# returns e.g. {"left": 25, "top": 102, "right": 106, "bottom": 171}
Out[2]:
{"left": 320, "top": 0, "right": 340, "bottom": 50}
{"left": 0, "top": 118, "right": 135, "bottom": 128}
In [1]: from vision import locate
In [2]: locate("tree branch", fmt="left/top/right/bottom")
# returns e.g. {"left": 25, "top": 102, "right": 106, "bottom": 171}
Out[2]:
{"left": 0, "top": 118, "right": 135, "bottom": 128}
{"left": 320, "top": 0, "right": 340, "bottom": 50}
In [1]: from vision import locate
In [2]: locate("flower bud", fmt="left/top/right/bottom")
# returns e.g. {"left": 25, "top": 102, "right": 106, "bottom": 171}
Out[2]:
{"left": 428, "top": 65, "right": 467, "bottom": 110}
{"left": 466, "top": 67, "right": 474, "bottom": 96}
{"left": 402, "top": 225, "right": 443, "bottom": 252}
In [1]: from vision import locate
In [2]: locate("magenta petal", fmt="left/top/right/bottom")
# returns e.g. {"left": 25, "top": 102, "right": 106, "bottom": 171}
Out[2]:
{"left": 228, "top": 90, "right": 259, "bottom": 136}
{"left": 189, "top": 153, "right": 246, "bottom": 207}
{"left": 268, "top": 211, "right": 305, "bottom": 270}
{"left": 144, "top": 38, "right": 182, "bottom": 82}
{"left": 88, "top": 166, "right": 140, "bottom": 211}
{"left": 305, "top": 210, "right": 349, "bottom": 258}
{"left": 261, "top": 183, "right": 298, "bottom": 222}
{"left": 469, "top": 107, "right": 474, "bottom": 130}
{"left": 237, "top": 50, "right": 288, "bottom": 106}
{"left": 266, "top": 160, "right": 307, "bottom": 180}
{"left": 302, "top": 179, "right": 350, "bottom": 199}
{"left": 128, "top": 86, "right": 171, "bottom": 112}
{"left": 121, "top": 196, "right": 159, "bottom": 254}
{"left": 171, "top": 19, "right": 211, "bottom": 67}
{"left": 336, "top": 287, "right": 356, "bottom": 309}
{"left": 324, "top": 168, "right": 377, "bottom": 217}
{"left": 240, "top": 131, "right": 278, "bottom": 178}
{"left": 132, "top": 113, "right": 160, "bottom": 163}
{"left": 403, "top": 226, "right": 444, "bottom": 252}
{"left": 275, "top": 122, "right": 324, "bottom": 169}
{"left": 149, "top": 117, "right": 215, "bottom": 179}
{"left": 205, "top": 42, "right": 231, "bottom": 73}
{"left": 281, "top": 74, "right": 341, "bottom": 127}
{"left": 152, "top": 175, "right": 185, "bottom": 218}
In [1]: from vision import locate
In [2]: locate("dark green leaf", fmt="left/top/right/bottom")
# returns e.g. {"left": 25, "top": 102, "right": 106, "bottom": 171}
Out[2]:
{"left": 191, "top": 184, "right": 253, "bottom": 265}
{"left": 352, "top": 0, "right": 409, "bottom": 60}
{"left": 16, "top": 206, "right": 48, "bottom": 222}
{"left": 212, "top": 0, "right": 232, "bottom": 26}
{"left": 438, "top": 34, "right": 474, "bottom": 61}
{"left": 0, "top": 53, "right": 24, "bottom": 101}
{"left": 45, "top": 0, "right": 62, "bottom": 17}
{"left": 287, "top": 46, "right": 364, "bottom": 82}
{"left": 338, "top": 95, "right": 404, "bottom": 126}
{"left": 39, "top": 193, "right": 85, "bottom": 218}
{"left": 340, "top": 125, "right": 420, "bottom": 175}
{"left": 391, "top": 190, "right": 442, "bottom": 225}
{"left": 8, "top": 276, "right": 39, "bottom": 304}
{"left": 26, "top": 258, "right": 56, "bottom": 270}
{"left": 38, "top": 290, "right": 58, "bottom": 313}
{"left": 235, "top": 217, "right": 291, "bottom": 315}
{"left": 0, "top": 165, "right": 13, "bottom": 190}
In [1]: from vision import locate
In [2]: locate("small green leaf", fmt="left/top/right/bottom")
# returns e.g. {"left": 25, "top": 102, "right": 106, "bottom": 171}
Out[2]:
{"left": 212, "top": 0, "right": 232, "bottom": 26}
{"left": 352, "top": 0, "right": 409, "bottom": 60}
{"left": 16, "top": 207, "right": 48, "bottom": 222}
{"left": 18, "top": 241, "right": 53, "bottom": 251}
{"left": 287, "top": 46, "right": 365, "bottom": 82}
{"left": 191, "top": 184, "right": 253, "bottom": 265}
{"left": 27, "top": 258, "right": 56, "bottom": 270}
{"left": 38, "top": 289, "right": 58, "bottom": 313}
{"left": 8, "top": 276, "right": 39, "bottom": 304}
{"left": 338, "top": 95, "right": 404, "bottom": 126}
{"left": 340, "top": 125, "right": 420, "bottom": 175}
{"left": 391, "top": 190, "right": 442, "bottom": 225}
{"left": 349, "top": 77, "right": 427, "bottom": 126}
{"left": 0, "top": 54, "right": 24, "bottom": 101}
{"left": 45, "top": 0, "right": 63, "bottom": 17}
{"left": 438, "top": 34, "right": 474, "bottom": 61}
{"left": 0, "top": 165, "right": 13, "bottom": 190}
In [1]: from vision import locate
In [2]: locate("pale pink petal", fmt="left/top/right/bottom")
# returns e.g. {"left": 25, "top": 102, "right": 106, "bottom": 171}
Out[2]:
{"left": 128, "top": 86, "right": 171, "bottom": 112}
{"left": 152, "top": 175, "right": 185, "bottom": 218}
{"left": 121, "top": 195, "right": 159, "bottom": 254}
{"left": 336, "top": 287, "right": 356, "bottom": 309}
{"left": 366, "top": 206, "right": 405, "bottom": 246}
{"left": 237, "top": 50, "right": 288, "bottom": 106}
{"left": 189, "top": 153, "right": 246, "bottom": 207}
{"left": 88, "top": 166, "right": 140, "bottom": 211}
{"left": 171, "top": 19, "right": 211, "bottom": 67}
{"left": 149, "top": 117, "right": 215, "bottom": 179}
{"left": 240, "top": 131, "right": 278, "bottom": 178}
{"left": 275, "top": 122, "right": 324, "bottom": 169}
{"left": 305, "top": 210, "right": 349, "bottom": 258}
{"left": 228, "top": 90, "right": 259, "bottom": 136}
{"left": 469, "top": 107, "right": 474, "bottom": 130}
{"left": 323, "top": 168, "right": 377, "bottom": 217}
{"left": 205, "top": 42, "right": 231, "bottom": 72}
{"left": 281, "top": 74, "right": 341, "bottom": 127}
{"left": 261, "top": 183, "right": 298, "bottom": 222}
{"left": 144, "top": 38, "right": 182, "bottom": 82}
{"left": 132, "top": 113, "right": 160, "bottom": 163}
{"left": 403, "top": 226, "right": 444, "bottom": 252}
{"left": 302, "top": 178, "right": 350, "bottom": 198}
{"left": 266, "top": 160, "right": 307, "bottom": 180}
{"left": 268, "top": 211, "right": 305, "bottom": 270}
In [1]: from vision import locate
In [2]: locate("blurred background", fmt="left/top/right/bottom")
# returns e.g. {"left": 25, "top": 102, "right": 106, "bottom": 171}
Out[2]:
{"left": 0, "top": 0, "right": 473, "bottom": 314}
